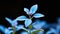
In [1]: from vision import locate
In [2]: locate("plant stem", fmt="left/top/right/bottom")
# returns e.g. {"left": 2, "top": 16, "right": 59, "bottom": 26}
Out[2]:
{"left": 28, "top": 29, "right": 32, "bottom": 34}
{"left": 12, "top": 27, "right": 16, "bottom": 34}
{"left": 28, "top": 15, "right": 33, "bottom": 34}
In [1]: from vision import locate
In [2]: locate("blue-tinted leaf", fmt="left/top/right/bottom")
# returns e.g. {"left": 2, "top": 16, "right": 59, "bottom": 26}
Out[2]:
{"left": 33, "top": 13, "right": 44, "bottom": 18}
{"left": 30, "top": 4, "right": 38, "bottom": 14}
{"left": 48, "top": 24, "right": 56, "bottom": 28}
{"left": 5, "top": 17, "right": 17, "bottom": 26}
{"left": 16, "top": 16, "right": 27, "bottom": 21}
{"left": 32, "top": 20, "right": 46, "bottom": 29}
{"left": 0, "top": 25, "right": 13, "bottom": 34}
{"left": 24, "top": 8, "right": 29, "bottom": 14}
{"left": 31, "top": 29, "right": 37, "bottom": 33}
{"left": 0, "top": 25, "right": 5, "bottom": 33}
{"left": 8, "top": 27, "right": 12, "bottom": 30}
{"left": 5, "top": 28, "right": 13, "bottom": 34}
{"left": 11, "top": 20, "right": 17, "bottom": 26}
{"left": 16, "top": 25, "right": 24, "bottom": 31}
{"left": 38, "top": 31, "right": 43, "bottom": 34}
{"left": 46, "top": 28, "right": 56, "bottom": 34}
{"left": 21, "top": 32, "right": 28, "bottom": 34}
{"left": 56, "top": 25, "right": 60, "bottom": 32}
{"left": 25, "top": 19, "right": 32, "bottom": 27}
{"left": 5, "top": 17, "right": 13, "bottom": 24}
{"left": 57, "top": 17, "right": 60, "bottom": 23}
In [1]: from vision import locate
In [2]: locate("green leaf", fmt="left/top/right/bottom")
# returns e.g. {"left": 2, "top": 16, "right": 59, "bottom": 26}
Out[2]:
{"left": 32, "top": 29, "right": 43, "bottom": 34}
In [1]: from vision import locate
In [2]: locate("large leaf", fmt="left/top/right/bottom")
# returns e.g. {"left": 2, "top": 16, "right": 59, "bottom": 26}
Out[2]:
{"left": 25, "top": 19, "right": 32, "bottom": 27}
{"left": 24, "top": 8, "right": 29, "bottom": 14}
{"left": 16, "top": 16, "right": 27, "bottom": 21}
{"left": 30, "top": 4, "right": 38, "bottom": 14}
{"left": 33, "top": 13, "right": 44, "bottom": 18}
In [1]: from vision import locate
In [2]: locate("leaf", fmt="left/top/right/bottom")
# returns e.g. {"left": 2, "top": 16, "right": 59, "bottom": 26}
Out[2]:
{"left": 57, "top": 17, "right": 60, "bottom": 23}
{"left": 25, "top": 19, "right": 32, "bottom": 27}
{"left": 30, "top": 4, "right": 38, "bottom": 14}
{"left": 5, "top": 17, "right": 17, "bottom": 26}
{"left": 5, "top": 17, "right": 13, "bottom": 24}
{"left": 46, "top": 28, "right": 56, "bottom": 34}
{"left": 0, "top": 25, "right": 5, "bottom": 33}
{"left": 16, "top": 16, "right": 27, "bottom": 21}
{"left": 32, "top": 20, "right": 46, "bottom": 29}
{"left": 57, "top": 25, "right": 60, "bottom": 32}
{"left": 16, "top": 25, "right": 24, "bottom": 31}
{"left": 33, "top": 13, "right": 44, "bottom": 18}
{"left": 38, "top": 31, "right": 43, "bottom": 34}
{"left": 8, "top": 27, "right": 12, "bottom": 30}
{"left": 24, "top": 8, "right": 29, "bottom": 14}
{"left": 5, "top": 28, "right": 13, "bottom": 34}
{"left": 0, "top": 25, "right": 13, "bottom": 34}
{"left": 21, "top": 32, "right": 28, "bottom": 34}
{"left": 32, "top": 30, "right": 42, "bottom": 34}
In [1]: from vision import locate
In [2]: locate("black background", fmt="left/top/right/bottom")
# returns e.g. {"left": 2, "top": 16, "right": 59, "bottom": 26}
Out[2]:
{"left": 0, "top": 0, "right": 59, "bottom": 34}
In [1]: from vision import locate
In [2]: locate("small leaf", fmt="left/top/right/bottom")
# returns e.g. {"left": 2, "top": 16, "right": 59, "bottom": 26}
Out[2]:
{"left": 5, "top": 28, "right": 13, "bottom": 34}
{"left": 0, "top": 25, "right": 5, "bottom": 33}
{"left": 46, "top": 28, "right": 56, "bottom": 34}
{"left": 32, "top": 29, "right": 43, "bottom": 34}
{"left": 8, "top": 27, "right": 12, "bottom": 30}
{"left": 32, "top": 30, "right": 40, "bottom": 34}
{"left": 33, "top": 13, "right": 44, "bottom": 18}
{"left": 25, "top": 19, "right": 32, "bottom": 27}
{"left": 32, "top": 20, "right": 46, "bottom": 29}
{"left": 57, "top": 17, "right": 60, "bottom": 23}
{"left": 16, "top": 16, "right": 27, "bottom": 21}
{"left": 5, "top": 17, "right": 13, "bottom": 24}
{"left": 38, "top": 31, "right": 43, "bottom": 34}
{"left": 16, "top": 25, "right": 24, "bottom": 31}
{"left": 21, "top": 32, "right": 28, "bottom": 34}
{"left": 30, "top": 4, "right": 38, "bottom": 14}
{"left": 24, "top": 8, "right": 29, "bottom": 14}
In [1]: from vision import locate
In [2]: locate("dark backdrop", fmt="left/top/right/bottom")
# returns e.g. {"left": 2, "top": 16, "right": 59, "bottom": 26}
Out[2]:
{"left": 0, "top": 0, "right": 59, "bottom": 34}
